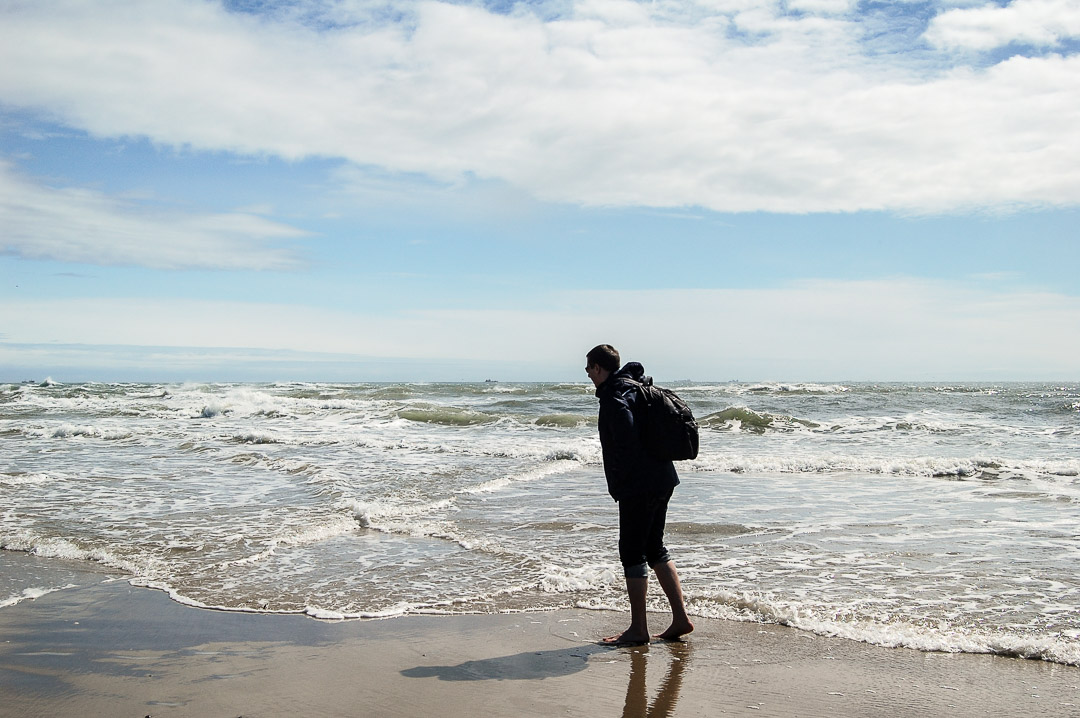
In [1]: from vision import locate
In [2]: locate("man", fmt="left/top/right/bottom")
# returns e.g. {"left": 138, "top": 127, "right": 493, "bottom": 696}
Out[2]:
{"left": 586, "top": 344, "right": 694, "bottom": 644}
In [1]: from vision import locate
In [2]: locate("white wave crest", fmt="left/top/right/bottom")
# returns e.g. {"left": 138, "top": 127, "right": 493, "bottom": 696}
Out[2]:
{"left": 689, "top": 590, "right": 1080, "bottom": 666}
{"left": 0, "top": 531, "right": 156, "bottom": 577}
{"left": 0, "top": 584, "right": 77, "bottom": 609}
{"left": 544, "top": 446, "right": 600, "bottom": 463}
{"left": 540, "top": 563, "right": 620, "bottom": 593}
{"left": 50, "top": 424, "right": 132, "bottom": 440}
{"left": 742, "top": 383, "right": 850, "bottom": 395}
{"left": 462, "top": 459, "right": 579, "bottom": 494}
{"left": 690, "top": 452, "right": 1080, "bottom": 481}
{"left": 0, "top": 472, "right": 58, "bottom": 486}
{"left": 232, "top": 431, "right": 280, "bottom": 444}
{"left": 345, "top": 497, "right": 456, "bottom": 528}
{"left": 219, "top": 516, "right": 358, "bottom": 568}
{"left": 343, "top": 497, "right": 511, "bottom": 554}
{"left": 198, "top": 403, "right": 230, "bottom": 418}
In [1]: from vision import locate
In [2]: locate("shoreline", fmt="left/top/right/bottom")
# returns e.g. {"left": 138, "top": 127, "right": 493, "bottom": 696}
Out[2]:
{"left": 2, "top": 579, "right": 1078, "bottom": 717}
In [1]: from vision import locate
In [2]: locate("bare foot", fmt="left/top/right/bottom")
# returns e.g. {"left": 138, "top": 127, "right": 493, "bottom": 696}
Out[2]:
{"left": 655, "top": 619, "right": 694, "bottom": 641}
{"left": 600, "top": 629, "right": 651, "bottom": 646}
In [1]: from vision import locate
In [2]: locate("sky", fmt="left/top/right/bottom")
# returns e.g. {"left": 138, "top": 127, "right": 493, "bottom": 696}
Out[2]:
{"left": 1, "top": 0, "right": 1079, "bottom": 382}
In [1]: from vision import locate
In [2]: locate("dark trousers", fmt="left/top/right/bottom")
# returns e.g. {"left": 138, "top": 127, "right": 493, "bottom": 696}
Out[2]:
{"left": 618, "top": 489, "right": 674, "bottom": 579}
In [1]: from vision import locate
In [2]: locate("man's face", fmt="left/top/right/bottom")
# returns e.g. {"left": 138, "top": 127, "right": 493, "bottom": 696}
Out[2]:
{"left": 585, "top": 362, "right": 608, "bottom": 388}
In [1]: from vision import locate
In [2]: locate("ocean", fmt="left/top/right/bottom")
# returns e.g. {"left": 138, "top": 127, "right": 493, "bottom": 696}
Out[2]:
{"left": 2, "top": 379, "right": 1078, "bottom": 665}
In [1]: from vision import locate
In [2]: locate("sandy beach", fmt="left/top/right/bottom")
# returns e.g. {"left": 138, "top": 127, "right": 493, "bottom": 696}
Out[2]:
{"left": 1, "top": 577, "right": 1077, "bottom": 718}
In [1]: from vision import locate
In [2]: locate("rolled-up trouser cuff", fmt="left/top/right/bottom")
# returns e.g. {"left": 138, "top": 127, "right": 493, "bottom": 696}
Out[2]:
{"left": 621, "top": 550, "right": 672, "bottom": 579}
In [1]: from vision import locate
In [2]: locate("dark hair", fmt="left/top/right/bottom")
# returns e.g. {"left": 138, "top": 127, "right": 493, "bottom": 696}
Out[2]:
{"left": 586, "top": 344, "right": 621, "bottom": 373}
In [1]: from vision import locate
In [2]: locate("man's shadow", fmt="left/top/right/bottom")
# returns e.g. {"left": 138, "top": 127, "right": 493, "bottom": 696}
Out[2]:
{"left": 401, "top": 640, "right": 689, "bottom": 716}
{"left": 400, "top": 643, "right": 604, "bottom": 681}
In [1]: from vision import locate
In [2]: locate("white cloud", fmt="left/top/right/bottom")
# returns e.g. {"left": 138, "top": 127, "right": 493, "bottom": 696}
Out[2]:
{"left": 0, "top": 0, "right": 1078, "bottom": 214}
{"left": 0, "top": 161, "right": 308, "bottom": 270}
{"left": 788, "top": 0, "right": 857, "bottom": 15}
{"left": 2, "top": 278, "right": 1078, "bottom": 380}
{"left": 926, "top": 0, "right": 1080, "bottom": 50}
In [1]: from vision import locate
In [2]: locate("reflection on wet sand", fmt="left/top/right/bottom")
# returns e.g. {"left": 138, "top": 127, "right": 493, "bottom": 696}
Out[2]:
{"left": 620, "top": 641, "right": 690, "bottom": 718}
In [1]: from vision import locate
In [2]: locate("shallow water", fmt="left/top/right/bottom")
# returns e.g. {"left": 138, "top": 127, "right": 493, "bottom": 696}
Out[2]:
{"left": 2, "top": 380, "right": 1078, "bottom": 664}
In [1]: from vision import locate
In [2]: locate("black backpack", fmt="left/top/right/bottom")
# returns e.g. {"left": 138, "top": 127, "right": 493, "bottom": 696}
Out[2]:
{"left": 632, "top": 378, "right": 699, "bottom": 461}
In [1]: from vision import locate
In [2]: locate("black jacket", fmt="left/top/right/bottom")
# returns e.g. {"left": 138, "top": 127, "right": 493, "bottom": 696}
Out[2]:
{"left": 596, "top": 362, "right": 679, "bottom": 501}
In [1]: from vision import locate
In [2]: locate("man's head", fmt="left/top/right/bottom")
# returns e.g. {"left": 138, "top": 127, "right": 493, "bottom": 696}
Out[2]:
{"left": 586, "top": 344, "right": 620, "bottom": 388}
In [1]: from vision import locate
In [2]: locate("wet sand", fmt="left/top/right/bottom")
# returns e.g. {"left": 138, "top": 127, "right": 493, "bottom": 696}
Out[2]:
{"left": 1, "top": 579, "right": 1078, "bottom": 717}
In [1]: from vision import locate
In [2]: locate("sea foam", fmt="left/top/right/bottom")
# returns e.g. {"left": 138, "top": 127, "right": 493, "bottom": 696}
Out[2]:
{"left": 0, "top": 584, "right": 77, "bottom": 609}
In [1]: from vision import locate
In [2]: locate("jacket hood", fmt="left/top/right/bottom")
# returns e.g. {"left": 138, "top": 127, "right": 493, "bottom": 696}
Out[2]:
{"left": 613, "top": 362, "right": 646, "bottom": 383}
{"left": 595, "top": 362, "right": 649, "bottom": 396}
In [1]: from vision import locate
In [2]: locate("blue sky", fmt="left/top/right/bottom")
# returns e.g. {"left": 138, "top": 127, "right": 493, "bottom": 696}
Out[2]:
{"left": 2, "top": 0, "right": 1079, "bottom": 382}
